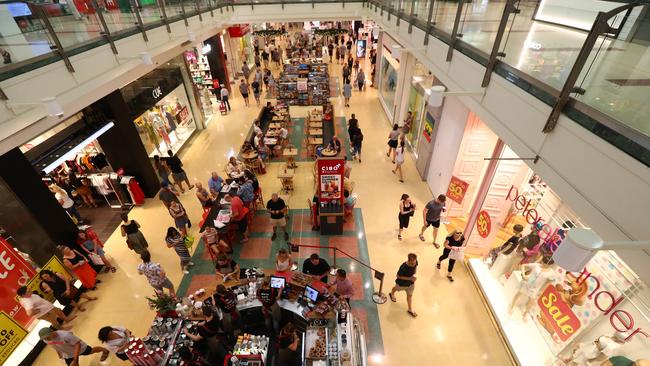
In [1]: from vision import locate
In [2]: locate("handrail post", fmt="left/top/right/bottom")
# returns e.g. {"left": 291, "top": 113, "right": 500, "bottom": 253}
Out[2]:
{"left": 329, "top": 249, "right": 338, "bottom": 276}
{"left": 158, "top": 0, "right": 172, "bottom": 32}
{"left": 423, "top": 0, "right": 435, "bottom": 45}
{"left": 91, "top": 0, "right": 118, "bottom": 54}
{"left": 37, "top": 5, "right": 75, "bottom": 72}
{"left": 130, "top": 0, "right": 149, "bottom": 42}
{"left": 445, "top": 0, "right": 465, "bottom": 62}
{"left": 481, "top": 0, "right": 520, "bottom": 87}
{"left": 180, "top": 0, "right": 189, "bottom": 26}
{"left": 396, "top": 0, "right": 402, "bottom": 26}
{"left": 542, "top": 3, "right": 639, "bottom": 133}
{"left": 196, "top": 0, "right": 203, "bottom": 21}
{"left": 407, "top": 0, "right": 415, "bottom": 34}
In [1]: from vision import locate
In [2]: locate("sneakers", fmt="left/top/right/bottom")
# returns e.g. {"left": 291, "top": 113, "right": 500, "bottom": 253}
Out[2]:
{"left": 183, "top": 269, "right": 190, "bottom": 274}
{"left": 398, "top": 234, "right": 402, "bottom": 240}
{"left": 436, "top": 262, "right": 441, "bottom": 270}
{"left": 418, "top": 234, "right": 425, "bottom": 241}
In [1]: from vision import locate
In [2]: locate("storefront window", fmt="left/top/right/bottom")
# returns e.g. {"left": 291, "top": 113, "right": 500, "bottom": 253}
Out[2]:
{"left": 133, "top": 84, "right": 197, "bottom": 157}
{"left": 406, "top": 85, "right": 425, "bottom": 150}
{"left": 379, "top": 53, "right": 398, "bottom": 119}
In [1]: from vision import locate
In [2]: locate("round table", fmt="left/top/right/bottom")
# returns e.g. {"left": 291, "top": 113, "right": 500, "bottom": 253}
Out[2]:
{"left": 242, "top": 151, "right": 259, "bottom": 160}
{"left": 321, "top": 149, "right": 338, "bottom": 157}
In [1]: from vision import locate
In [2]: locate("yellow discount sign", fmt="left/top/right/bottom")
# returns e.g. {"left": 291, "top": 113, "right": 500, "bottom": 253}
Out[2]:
{"left": 0, "top": 311, "right": 27, "bottom": 364}
{"left": 24, "top": 256, "right": 74, "bottom": 303}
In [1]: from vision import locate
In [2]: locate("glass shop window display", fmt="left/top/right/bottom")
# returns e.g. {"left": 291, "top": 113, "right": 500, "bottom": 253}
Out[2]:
{"left": 134, "top": 85, "right": 197, "bottom": 157}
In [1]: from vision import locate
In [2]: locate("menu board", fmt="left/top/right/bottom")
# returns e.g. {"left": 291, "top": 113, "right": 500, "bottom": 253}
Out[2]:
{"left": 317, "top": 158, "right": 345, "bottom": 204}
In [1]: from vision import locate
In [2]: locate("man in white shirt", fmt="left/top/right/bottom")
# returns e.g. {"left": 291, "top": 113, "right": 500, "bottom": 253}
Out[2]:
{"left": 39, "top": 328, "right": 108, "bottom": 366}
{"left": 279, "top": 127, "right": 289, "bottom": 140}
{"left": 17, "top": 286, "right": 74, "bottom": 329}
{"left": 254, "top": 131, "right": 263, "bottom": 148}
{"left": 220, "top": 85, "right": 231, "bottom": 111}
{"left": 253, "top": 119, "right": 262, "bottom": 136}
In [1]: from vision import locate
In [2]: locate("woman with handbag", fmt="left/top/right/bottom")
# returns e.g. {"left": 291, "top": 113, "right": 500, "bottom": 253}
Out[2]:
{"left": 165, "top": 227, "right": 193, "bottom": 274}
{"left": 120, "top": 213, "right": 148, "bottom": 255}
{"left": 79, "top": 233, "right": 116, "bottom": 273}
{"left": 397, "top": 194, "right": 416, "bottom": 240}
{"left": 436, "top": 230, "right": 466, "bottom": 282}
{"left": 39, "top": 270, "right": 97, "bottom": 312}
{"left": 61, "top": 245, "right": 98, "bottom": 290}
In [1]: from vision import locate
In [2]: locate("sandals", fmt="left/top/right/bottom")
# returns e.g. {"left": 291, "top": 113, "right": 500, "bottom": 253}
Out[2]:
{"left": 407, "top": 310, "right": 418, "bottom": 318}
{"left": 389, "top": 293, "right": 396, "bottom": 302}
{"left": 418, "top": 234, "right": 425, "bottom": 242}
{"left": 397, "top": 234, "right": 402, "bottom": 240}
{"left": 102, "top": 267, "right": 110, "bottom": 273}
{"left": 436, "top": 262, "right": 441, "bottom": 270}
{"left": 447, "top": 275, "right": 455, "bottom": 282}
{"left": 100, "top": 350, "right": 110, "bottom": 362}
{"left": 433, "top": 243, "right": 440, "bottom": 249}
{"left": 110, "top": 267, "right": 117, "bottom": 273}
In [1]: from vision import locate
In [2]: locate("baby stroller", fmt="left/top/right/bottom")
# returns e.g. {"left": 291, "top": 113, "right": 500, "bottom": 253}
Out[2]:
{"left": 219, "top": 100, "right": 228, "bottom": 115}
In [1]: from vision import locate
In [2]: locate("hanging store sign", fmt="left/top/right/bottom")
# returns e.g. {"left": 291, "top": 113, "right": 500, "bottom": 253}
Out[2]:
{"left": 476, "top": 210, "right": 491, "bottom": 238}
{"left": 0, "top": 238, "right": 37, "bottom": 329}
{"left": 537, "top": 284, "right": 580, "bottom": 342}
{"left": 446, "top": 176, "right": 469, "bottom": 204}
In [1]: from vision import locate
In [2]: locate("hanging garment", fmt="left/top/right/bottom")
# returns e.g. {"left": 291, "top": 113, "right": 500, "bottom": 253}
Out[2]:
{"left": 164, "top": 111, "right": 177, "bottom": 132}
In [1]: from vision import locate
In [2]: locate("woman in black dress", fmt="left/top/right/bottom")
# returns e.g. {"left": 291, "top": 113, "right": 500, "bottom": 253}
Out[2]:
{"left": 398, "top": 194, "right": 416, "bottom": 240}
{"left": 39, "top": 270, "right": 97, "bottom": 311}
{"left": 436, "top": 230, "right": 466, "bottom": 282}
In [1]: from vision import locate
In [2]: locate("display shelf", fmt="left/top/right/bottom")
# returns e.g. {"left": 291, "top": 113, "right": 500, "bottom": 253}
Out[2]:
{"left": 278, "top": 60, "right": 330, "bottom": 106}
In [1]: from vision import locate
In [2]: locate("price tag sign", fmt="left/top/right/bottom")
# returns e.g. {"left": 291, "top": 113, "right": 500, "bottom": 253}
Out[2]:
{"left": 476, "top": 210, "right": 491, "bottom": 238}
{"left": 446, "top": 176, "right": 469, "bottom": 204}
{"left": 0, "top": 312, "right": 27, "bottom": 364}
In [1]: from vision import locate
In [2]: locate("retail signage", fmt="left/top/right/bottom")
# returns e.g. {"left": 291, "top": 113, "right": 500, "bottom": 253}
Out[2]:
{"left": 24, "top": 256, "right": 73, "bottom": 303}
{"left": 151, "top": 86, "right": 163, "bottom": 99}
{"left": 476, "top": 211, "right": 491, "bottom": 238}
{"left": 297, "top": 78, "right": 308, "bottom": 92}
{"left": 317, "top": 158, "right": 345, "bottom": 204}
{"left": 0, "top": 238, "right": 37, "bottom": 329}
{"left": 505, "top": 185, "right": 565, "bottom": 251}
{"left": 537, "top": 284, "right": 581, "bottom": 342}
{"left": 227, "top": 25, "right": 250, "bottom": 38}
{"left": 446, "top": 176, "right": 469, "bottom": 204}
{"left": 422, "top": 111, "right": 435, "bottom": 143}
{"left": 0, "top": 312, "right": 27, "bottom": 364}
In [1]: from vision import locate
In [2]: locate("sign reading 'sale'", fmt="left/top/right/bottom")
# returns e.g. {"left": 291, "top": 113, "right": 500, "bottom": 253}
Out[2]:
{"left": 537, "top": 285, "right": 581, "bottom": 341}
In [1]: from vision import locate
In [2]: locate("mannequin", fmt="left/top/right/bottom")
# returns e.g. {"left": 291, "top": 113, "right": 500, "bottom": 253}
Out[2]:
{"left": 563, "top": 333, "right": 626, "bottom": 366}
{"left": 508, "top": 259, "right": 558, "bottom": 318}
{"left": 149, "top": 108, "right": 171, "bottom": 147}
{"left": 486, "top": 223, "right": 524, "bottom": 270}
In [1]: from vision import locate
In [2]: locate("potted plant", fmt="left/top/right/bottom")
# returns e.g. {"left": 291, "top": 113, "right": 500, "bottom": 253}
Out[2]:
{"left": 146, "top": 292, "right": 178, "bottom": 318}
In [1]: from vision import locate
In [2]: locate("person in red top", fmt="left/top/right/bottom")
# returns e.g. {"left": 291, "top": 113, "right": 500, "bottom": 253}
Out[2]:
{"left": 212, "top": 79, "right": 221, "bottom": 100}
{"left": 224, "top": 193, "right": 249, "bottom": 243}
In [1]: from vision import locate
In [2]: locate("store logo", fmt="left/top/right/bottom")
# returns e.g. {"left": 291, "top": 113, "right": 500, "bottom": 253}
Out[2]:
{"left": 537, "top": 284, "right": 580, "bottom": 341}
{"left": 320, "top": 163, "right": 341, "bottom": 173}
{"left": 152, "top": 86, "right": 163, "bottom": 99}
{"left": 505, "top": 185, "right": 564, "bottom": 249}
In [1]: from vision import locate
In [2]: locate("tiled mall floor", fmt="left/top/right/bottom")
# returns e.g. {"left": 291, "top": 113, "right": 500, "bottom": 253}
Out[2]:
{"left": 33, "top": 51, "right": 512, "bottom": 365}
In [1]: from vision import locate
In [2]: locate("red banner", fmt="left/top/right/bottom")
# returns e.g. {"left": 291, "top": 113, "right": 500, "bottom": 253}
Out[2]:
{"left": 228, "top": 25, "right": 250, "bottom": 38}
{"left": 446, "top": 176, "right": 469, "bottom": 204}
{"left": 476, "top": 210, "right": 491, "bottom": 238}
{"left": 0, "top": 238, "right": 37, "bottom": 328}
{"left": 317, "top": 158, "right": 345, "bottom": 204}
{"left": 537, "top": 284, "right": 581, "bottom": 341}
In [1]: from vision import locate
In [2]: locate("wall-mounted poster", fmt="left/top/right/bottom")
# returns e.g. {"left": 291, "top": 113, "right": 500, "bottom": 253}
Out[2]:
{"left": 422, "top": 111, "right": 435, "bottom": 143}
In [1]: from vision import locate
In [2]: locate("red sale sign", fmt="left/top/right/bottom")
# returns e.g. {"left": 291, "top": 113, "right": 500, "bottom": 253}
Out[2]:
{"left": 317, "top": 158, "right": 345, "bottom": 204}
{"left": 476, "top": 210, "right": 491, "bottom": 238}
{"left": 0, "top": 238, "right": 37, "bottom": 328}
{"left": 537, "top": 284, "right": 581, "bottom": 341}
{"left": 446, "top": 176, "right": 469, "bottom": 204}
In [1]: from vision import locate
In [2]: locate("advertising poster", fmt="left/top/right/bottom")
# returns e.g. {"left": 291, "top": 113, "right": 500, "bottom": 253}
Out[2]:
{"left": 356, "top": 40, "right": 366, "bottom": 58}
{"left": 446, "top": 176, "right": 469, "bottom": 204}
{"left": 0, "top": 238, "right": 37, "bottom": 329}
{"left": 422, "top": 111, "right": 435, "bottom": 143}
{"left": 317, "top": 158, "right": 345, "bottom": 203}
{"left": 24, "top": 256, "right": 73, "bottom": 303}
{"left": 0, "top": 312, "right": 28, "bottom": 364}
{"left": 476, "top": 210, "right": 491, "bottom": 238}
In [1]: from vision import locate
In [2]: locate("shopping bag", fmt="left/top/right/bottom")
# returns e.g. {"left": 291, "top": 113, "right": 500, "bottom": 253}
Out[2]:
{"left": 449, "top": 248, "right": 465, "bottom": 261}
{"left": 184, "top": 235, "right": 195, "bottom": 249}
{"left": 89, "top": 252, "right": 104, "bottom": 266}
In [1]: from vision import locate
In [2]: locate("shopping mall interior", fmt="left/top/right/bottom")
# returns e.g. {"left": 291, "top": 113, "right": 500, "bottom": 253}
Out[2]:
{"left": 1, "top": 1, "right": 649, "bottom": 365}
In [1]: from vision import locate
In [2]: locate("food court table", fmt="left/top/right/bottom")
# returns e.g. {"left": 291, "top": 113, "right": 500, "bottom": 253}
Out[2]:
{"left": 241, "top": 151, "right": 258, "bottom": 160}
{"left": 320, "top": 148, "right": 338, "bottom": 157}
{"left": 283, "top": 148, "right": 298, "bottom": 168}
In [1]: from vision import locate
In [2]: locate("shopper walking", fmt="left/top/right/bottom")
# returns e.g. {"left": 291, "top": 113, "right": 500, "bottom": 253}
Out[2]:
{"left": 61, "top": 245, "right": 97, "bottom": 290}
{"left": 165, "top": 227, "right": 193, "bottom": 274}
{"left": 342, "top": 65, "right": 350, "bottom": 85}
{"left": 386, "top": 124, "right": 400, "bottom": 162}
{"left": 39, "top": 328, "right": 109, "bottom": 365}
{"left": 338, "top": 43, "right": 346, "bottom": 64}
{"left": 168, "top": 200, "right": 190, "bottom": 236}
{"left": 49, "top": 184, "right": 83, "bottom": 223}
{"left": 342, "top": 80, "right": 352, "bottom": 107}
{"left": 392, "top": 141, "right": 406, "bottom": 183}
{"left": 267, "top": 193, "right": 289, "bottom": 241}
{"left": 239, "top": 79, "right": 250, "bottom": 106}
{"left": 241, "top": 63, "right": 251, "bottom": 81}
{"left": 17, "top": 286, "right": 76, "bottom": 329}
{"left": 254, "top": 53, "right": 261, "bottom": 70}
{"left": 220, "top": 85, "right": 231, "bottom": 111}
{"left": 153, "top": 155, "right": 171, "bottom": 185}
{"left": 166, "top": 150, "right": 194, "bottom": 193}
{"left": 137, "top": 250, "right": 176, "bottom": 297}
{"left": 328, "top": 42, "right": 334, "bottom": 63}
{"left": 251, "top": 79, "right": 261, "bottom": 106}
{"left": 356, "top": 68, "right": 365, "bottom": 91}
{"left": 158, "top": 181, "right": 180, "bottom": 208}
{"left": 418, "top": 194, "right": 447, "bottom": 248}
{"left": 120, "top": 213, "right": 149, "bottom": 255}
{"left": 389, "top": 253, "right": 419, "bottom": 318}
{"left": 397, "top": 194, "right": 415, "bottom": 240}
{"left": 350, "top": 126, "right": 363, "bottom": 162}
{"left": 97, "top": 326, "right": 131, "bottom": 361}
{"left": 436, "top": 230, "right": 466, "bottom": 282}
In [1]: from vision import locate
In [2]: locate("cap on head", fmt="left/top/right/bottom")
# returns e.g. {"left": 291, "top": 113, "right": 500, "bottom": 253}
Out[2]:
{"left": 39, "top": 327, "right": 54, "bottom": 339}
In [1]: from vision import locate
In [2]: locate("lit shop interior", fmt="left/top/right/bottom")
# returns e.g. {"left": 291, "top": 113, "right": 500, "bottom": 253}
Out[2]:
{"left": 432, "top": 112, "right": 650, "bottom": 365}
